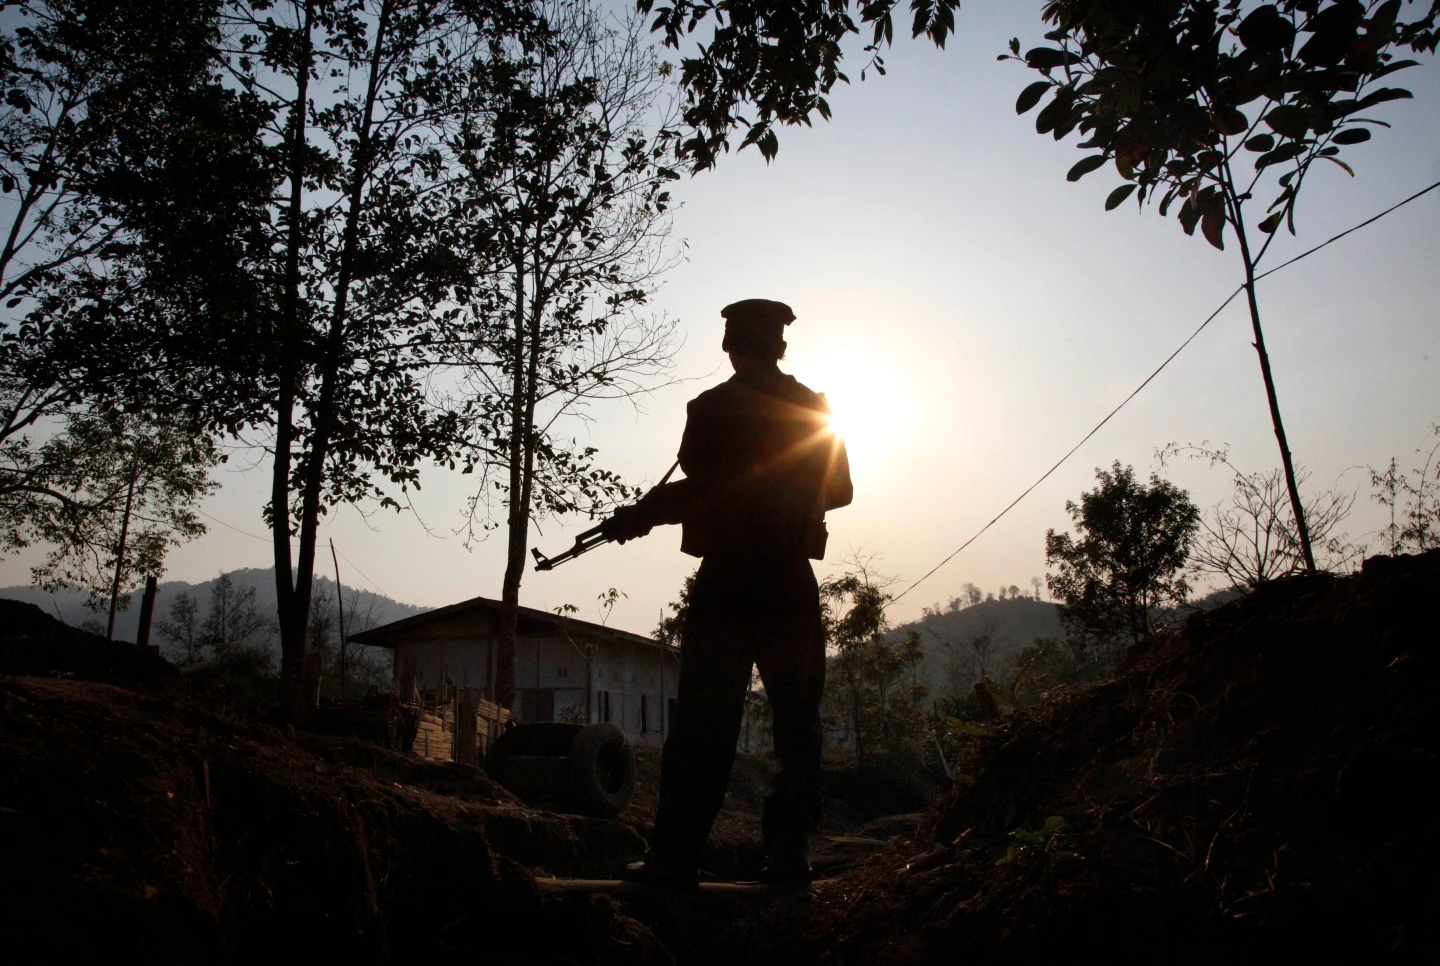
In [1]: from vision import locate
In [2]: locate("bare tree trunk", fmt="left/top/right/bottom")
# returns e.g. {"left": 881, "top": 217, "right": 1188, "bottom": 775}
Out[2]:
{"left": 494, "top": 264, "right": 529, "bottom": 712}
{"left": 1223, "top": 169, "right": 1317, "bottom": 573}
{"left": 279, "top": 1, "right": 390, "bottom": 721}
{"left": 297, "top": 0, "right": 387, "bottom": 689}
{"left": 135, "top": 575, "right": 158, "bottom": 648}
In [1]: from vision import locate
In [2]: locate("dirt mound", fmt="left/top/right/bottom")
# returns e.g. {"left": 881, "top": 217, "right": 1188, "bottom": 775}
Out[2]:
{"left": 716, "top": 550, "right": 1440, "bottom": 964}
{"left": 0, "top": 675, "right": 667, "bottom": 963}
{"left": 619, "top": 745, "right": 941, "bottom": 886}
{"left": 0, "top": 597, "right": 176, "bottom": 684}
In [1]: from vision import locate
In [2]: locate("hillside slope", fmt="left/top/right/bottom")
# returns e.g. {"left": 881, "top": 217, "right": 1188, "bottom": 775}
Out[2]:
{"left": 891, "top": 597, "right": 1063, "bottom": 698}
{"left": 721, "top": 549, "right": 1440, "bottom": 963}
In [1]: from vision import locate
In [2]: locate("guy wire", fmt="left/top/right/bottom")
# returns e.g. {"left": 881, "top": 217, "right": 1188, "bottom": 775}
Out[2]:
{"left": 891, "top": 178, "right": 1440, "bottom": 604}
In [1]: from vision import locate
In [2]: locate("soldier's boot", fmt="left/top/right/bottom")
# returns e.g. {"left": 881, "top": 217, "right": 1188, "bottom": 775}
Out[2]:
{"left": 758, "top": 830, "right": 813, "bottom": 886}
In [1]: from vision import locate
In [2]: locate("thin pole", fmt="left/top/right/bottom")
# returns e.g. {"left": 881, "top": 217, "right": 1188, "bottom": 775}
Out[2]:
{"left": 107, "top": 458, "right": 140, "bottom": 640}
{"left": 330, "top": 538, "right": 348, "bottom": 700}
{"left": 1222, "top": 159, "right": 1316, "bottom": 572}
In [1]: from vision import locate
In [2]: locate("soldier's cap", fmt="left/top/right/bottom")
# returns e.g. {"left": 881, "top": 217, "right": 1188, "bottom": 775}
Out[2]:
{"left": 720, "top": 299, "right": 794, "bottom": 357}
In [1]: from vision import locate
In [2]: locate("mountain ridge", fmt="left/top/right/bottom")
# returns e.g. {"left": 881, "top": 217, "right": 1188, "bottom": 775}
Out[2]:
{"left": 0, "top": 567, "right": 430, "bottom": 657}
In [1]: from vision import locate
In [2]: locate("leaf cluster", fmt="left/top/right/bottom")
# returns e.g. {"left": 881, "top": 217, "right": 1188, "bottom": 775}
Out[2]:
{"left": 1045, "top": 461, "right": 1200, "bottom": 655}
{"left": 2, "top": 409, "right": 220, "bottom": 608}
{"left": 995, "top": 814, "right": 1080, "bottom": 866}
{"left": 653, "top": 567, "right": 695, "bottom": 646}
{"left": 2, "top": 0, "right": 273, "bottom": 445}
{"left": 636, "top": 0, "right": 961, "bottom": 168}
{"left": 1006, "top": 0, "right": 1439, "bottom": 248}
{"left": 821, "top": 562, "right": 930, "bottom": 762}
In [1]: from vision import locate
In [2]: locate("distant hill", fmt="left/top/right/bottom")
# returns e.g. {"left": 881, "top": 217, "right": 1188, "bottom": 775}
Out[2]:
{"left": 890, "top": 586, "right": 1253, "bottom": 702}
{"left": 891, "top": 597, "right": 1064, "bottom": 701}
{"left": 0, "top": 567, "right": 429, "bottom": 662}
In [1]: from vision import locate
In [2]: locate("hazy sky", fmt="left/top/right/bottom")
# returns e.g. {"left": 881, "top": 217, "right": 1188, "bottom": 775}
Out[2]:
{"left": 5, "top": 1, "right": 1437, "bottom": 636}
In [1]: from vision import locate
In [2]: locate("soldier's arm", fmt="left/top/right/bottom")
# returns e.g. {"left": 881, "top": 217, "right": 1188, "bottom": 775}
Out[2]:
{"left": 612, "top": 479, "right": 689, "bottom": 542}
{"left": 823, "top": 434, "right": 853, "bottom": 511}
{"left": 677, "top": 395, "right": 718, "bottom": 481}
{"left": 812, "top": 393, "right": 852, "bottom": 511}
{"left": 614, "top": 397, "right": 714, "bottom": 542}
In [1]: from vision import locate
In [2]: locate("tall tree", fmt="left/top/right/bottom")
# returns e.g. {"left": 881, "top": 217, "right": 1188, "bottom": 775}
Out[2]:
{"left": 5, "top": 409, "right": 219, "bottom": 619}
{"left": 195, "top": 0, "right": 525, "bottom": 713}
{"left": 2, "top": 0, "right": 258, "bottom": 585}
{"left": 452, "top": 0, "right": 681, "bottom": 711}
{"left": 1006, "top": 0, "right": 1440, "bottom": 573}
{"left": 1046, "top": 462, "right": 1199, "bottom": 660}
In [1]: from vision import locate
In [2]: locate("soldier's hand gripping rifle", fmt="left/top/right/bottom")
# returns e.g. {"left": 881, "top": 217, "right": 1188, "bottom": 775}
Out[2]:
{"left": 531, "top": 461, "right": 683, "bottom": 572}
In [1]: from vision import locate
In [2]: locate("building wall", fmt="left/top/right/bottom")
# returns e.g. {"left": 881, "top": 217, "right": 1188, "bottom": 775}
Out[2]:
{"left": 389, "top": 618, "right": 677, "bottom": 745}
{"left": 586, "top": 637, "right": 679, "bottom": 747}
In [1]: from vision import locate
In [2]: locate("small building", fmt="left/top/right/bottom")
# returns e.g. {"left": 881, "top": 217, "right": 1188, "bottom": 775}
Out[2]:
{"left": 349, "top": 594, "right": 680, "bottom": 747}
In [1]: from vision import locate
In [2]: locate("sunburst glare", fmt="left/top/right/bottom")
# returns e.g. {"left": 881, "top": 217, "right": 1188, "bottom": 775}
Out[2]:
{"left": 796, "top": 341, "right": 919, "bottom": 472}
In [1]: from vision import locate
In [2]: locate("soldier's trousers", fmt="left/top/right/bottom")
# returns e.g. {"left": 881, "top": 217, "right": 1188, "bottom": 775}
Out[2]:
{"left": 650, "top": 553, "right": 826, "bottom": 868}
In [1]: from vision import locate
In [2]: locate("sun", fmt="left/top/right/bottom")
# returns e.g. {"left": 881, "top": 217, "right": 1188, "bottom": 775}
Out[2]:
{"left": 795, "top": 343, "right": 919, "bottom": 469}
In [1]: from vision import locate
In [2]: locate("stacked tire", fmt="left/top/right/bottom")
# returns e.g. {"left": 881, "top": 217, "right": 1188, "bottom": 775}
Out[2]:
{"left": 486, "top": 722, "right": 635, "bottom": 816}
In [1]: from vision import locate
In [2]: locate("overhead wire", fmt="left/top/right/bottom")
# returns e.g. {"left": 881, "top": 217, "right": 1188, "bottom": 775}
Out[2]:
{"left": 334, "top": 546, "right": 392, "bottom": 601}
{"left": 196, "top": 507, "right": 281, "bottom": 544}
{"left": 195, "top": 508, "right": 390, "bottom": 599}
{"left": 890, "top": 178, "right": 1440, "bottom": 605}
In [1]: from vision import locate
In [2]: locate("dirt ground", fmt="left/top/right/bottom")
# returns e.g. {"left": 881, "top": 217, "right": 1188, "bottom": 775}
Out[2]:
{"left": 708, "top": 550, "right": 1440, "bottom": 965}
{"left": 10, "top": 548, "right": 1431, "bottom": 964}
{"left": 619, "top": 741, "right": 941, "bottom": 883}
{"left": 0, "top": 597, "right": 934, "bottom": 963}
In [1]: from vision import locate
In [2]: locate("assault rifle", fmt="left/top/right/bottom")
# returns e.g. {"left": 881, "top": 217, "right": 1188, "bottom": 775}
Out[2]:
{"left": 531, "top": 461, "right": 680, "bottom": 571}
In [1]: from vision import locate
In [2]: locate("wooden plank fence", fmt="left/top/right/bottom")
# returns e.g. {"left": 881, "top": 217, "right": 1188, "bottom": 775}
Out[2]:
{"left": 406, "top": 690, "right": 509, "bottom": 763}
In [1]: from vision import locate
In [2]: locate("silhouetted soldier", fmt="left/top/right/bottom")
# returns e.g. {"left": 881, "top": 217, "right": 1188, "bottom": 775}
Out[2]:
{"left": 614, "top": 298, "right": 852, "bottom": 888}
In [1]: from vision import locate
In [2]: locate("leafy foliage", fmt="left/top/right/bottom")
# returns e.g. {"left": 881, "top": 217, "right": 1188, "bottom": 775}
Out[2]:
{"left": 1005, "top": 0, "right": 1439, "bottom": 247}
{"left": 449, "top": 0, "right": 682, "bottom": 707}
{"left": 1, "top": 0, "right": 263, "bottom": 596}
{"left": 654, "top": 568, "right": 696, "bottom": 647}
{"left": 995, "top": 814, "right": 1079, "bottom": 866}
{"left": 2, "top": 410, "right": 218, "bottom": 609}
{"left": 1046, "top": 462, "right": 1200, "bottom": 658}
{"left": 636, "top": 0, "right": 962, "bottom": 168}
{"left": 1001, "top": 2, "right": 1431, "bottom": 576}
{"left": 820, "top": 557, "right": 929, "bottom": 766}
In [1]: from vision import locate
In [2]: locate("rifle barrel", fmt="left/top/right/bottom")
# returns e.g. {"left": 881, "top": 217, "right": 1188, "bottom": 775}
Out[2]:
{"left": 531, "top": 520, "right": 615, "bottom": 571}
